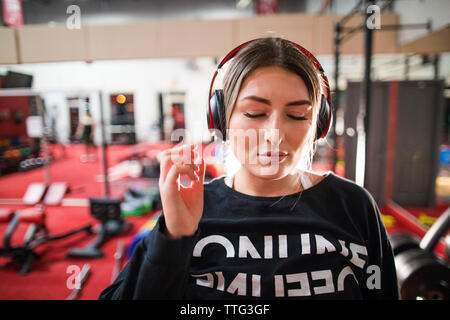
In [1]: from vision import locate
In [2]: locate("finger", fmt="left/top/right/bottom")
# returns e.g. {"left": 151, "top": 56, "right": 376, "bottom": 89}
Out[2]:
{"left": 191, "top": 153, "right": 206, "bottom": 185}
{"left": 170, "top": 143, "right": 197, "bottom": 165}
{"left": 166, "top": 163, "right": 199, "bottom": 189}
{"left": 159, "top": 144, "right": 196, "bottom": 184}
{"left": 158, "top": 150, "right": 174, "bottom": 185}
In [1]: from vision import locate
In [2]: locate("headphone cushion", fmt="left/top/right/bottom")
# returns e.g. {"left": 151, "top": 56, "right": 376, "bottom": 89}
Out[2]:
{"left": 316, "top": 94, "right": 332, "bottom": 140}
{"left": 208, "top": 89, "right": 227, "bottom": 140}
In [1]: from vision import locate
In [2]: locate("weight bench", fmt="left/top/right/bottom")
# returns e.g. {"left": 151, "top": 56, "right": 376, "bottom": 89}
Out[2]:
{"left": 0, "top": 208, "right": 15, "bottom": 223}
{"left": 0, "top": 206, "right": 93, "bottom": 275}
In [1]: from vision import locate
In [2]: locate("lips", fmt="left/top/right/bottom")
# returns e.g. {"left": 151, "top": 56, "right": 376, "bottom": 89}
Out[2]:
{"left": 264, "top": 151, "right": 287, "bottom": 157}
{"left": 258, "top": 151, "right": 288, "bottom": 157}
{"left": 257, "top": 152, "right": 288, "bottom": 165}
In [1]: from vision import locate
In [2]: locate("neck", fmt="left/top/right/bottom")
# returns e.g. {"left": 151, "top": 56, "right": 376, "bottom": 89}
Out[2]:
{"left": 233, "top": 168, "right": 302, "bottom": 197}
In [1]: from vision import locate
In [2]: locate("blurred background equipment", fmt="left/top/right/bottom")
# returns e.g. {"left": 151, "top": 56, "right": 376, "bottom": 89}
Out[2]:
{"left": 67, "top": 198, "right": 132, "bottom": 258}
{"left": 391, "top": 207, "right": 450, "bottom": 300}
{"left": 0, "top": 205, "right": 93, "bottom": 274}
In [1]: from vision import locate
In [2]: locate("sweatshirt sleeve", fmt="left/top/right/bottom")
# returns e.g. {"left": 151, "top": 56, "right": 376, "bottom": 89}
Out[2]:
{"left": 361, "top": 195, "right": 400, "bottom": 300}
{"left": 98, "top": 214, "right": 199, "bottom": 300}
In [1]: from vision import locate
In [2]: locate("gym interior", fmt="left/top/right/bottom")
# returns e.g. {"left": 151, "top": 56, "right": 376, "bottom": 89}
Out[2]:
{"left": 0, "top": 0, "right": 449, "bottom": 301}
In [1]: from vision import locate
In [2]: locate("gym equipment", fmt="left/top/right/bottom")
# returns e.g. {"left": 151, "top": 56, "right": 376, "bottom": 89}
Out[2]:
{"left": 381, "top": 214, "right": 396, "bottom": 228}
{"left": 68, "top": 198, "right": 132, "bottom": 258}
{"left": 121, "top": 186, "right": 160, "bottom": 217}
{"left": 389, "top": 233, "right": 420, "bottom": 256}
{"left": 141, "top": 158, "right": 160, "bottom": 179}
{"left": 120, "top": 197, "right": 152, "bottom": 217}
{"left": 22, "top": 181, "right": 69, "bottom": 206}
{"left": 22, "top": 182, "right": 47, "bottom": 205}
{"left": 207, "top": 38, "right": 333, "bottom": 141}
{"left": 418, "top": 214, "right": 438, "bottom": 227}
{"left": 445, "top": 235, "right": 450, "bottom": 259}
{"left": 420, "top": 208, "right": 450, "bottom": 254}
{"left": 393, "top": 207, "right": 450, "bottom": 300}
{"left": 43, "top": 182, "right": 69, "bottom": 206}
{"left": 396, "top": 249, "right": 449, "bottom": 300}
{"left": 0, "top": 205, "right": 93, "bottom": 274}
{"left": 19, "top": 157, "right": 44, "bottom": 172}
{"left": 65, "top": 264, "right": 91, "bottom": 300}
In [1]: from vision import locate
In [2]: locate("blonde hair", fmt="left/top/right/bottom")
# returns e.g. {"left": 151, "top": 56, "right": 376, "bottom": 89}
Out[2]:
{"left": 222, "top": 37, "right": 323, "bottom": 171}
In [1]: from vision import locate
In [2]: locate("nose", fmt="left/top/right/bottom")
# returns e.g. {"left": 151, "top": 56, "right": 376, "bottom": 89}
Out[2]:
{"left": 263, "top": 112, "right": 285, "bottom": 146}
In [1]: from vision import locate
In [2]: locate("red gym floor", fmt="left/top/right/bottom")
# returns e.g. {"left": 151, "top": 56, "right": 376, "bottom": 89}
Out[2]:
{"left": 0, "top": 144, "right": 448, "bottom": 299}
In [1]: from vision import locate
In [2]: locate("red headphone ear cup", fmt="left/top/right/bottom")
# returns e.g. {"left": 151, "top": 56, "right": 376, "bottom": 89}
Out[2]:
{"left": 316, "top": 94, "right": 332, "bottom": 140}
{"left": 207, "top": 90, "right": 227, "bottom": 140}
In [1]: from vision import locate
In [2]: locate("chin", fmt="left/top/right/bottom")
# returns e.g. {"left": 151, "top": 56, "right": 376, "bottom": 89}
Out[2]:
{"left": 246, "top": 163, "right": 292, "bottom": 180}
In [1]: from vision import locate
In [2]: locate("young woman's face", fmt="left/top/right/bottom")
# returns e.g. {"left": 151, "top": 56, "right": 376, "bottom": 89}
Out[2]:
{"left": 228, "top": 66, "right": 314, "bottom": 180}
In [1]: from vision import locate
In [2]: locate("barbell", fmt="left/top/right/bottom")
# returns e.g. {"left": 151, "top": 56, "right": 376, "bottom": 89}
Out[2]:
{"left": 389, "top": 207, "right": 450, "bottom": 300}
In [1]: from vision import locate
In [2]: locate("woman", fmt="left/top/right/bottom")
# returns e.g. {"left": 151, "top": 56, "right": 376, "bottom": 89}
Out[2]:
{"left": 100, "top": 37, "right": 398, "bottom": 300}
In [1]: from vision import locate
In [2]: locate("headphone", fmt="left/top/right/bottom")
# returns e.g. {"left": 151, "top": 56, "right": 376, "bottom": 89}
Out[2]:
{"left": 207, "top": 38, "right": 333, "bottom": 141}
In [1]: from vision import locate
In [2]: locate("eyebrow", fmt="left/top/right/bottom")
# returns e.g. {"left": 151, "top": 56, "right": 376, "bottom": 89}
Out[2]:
{"left": 241, "top": 95, "right": 312, "bottom": 107}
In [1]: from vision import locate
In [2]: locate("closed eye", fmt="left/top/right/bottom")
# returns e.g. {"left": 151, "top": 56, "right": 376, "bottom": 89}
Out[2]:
{"left": 288, "top": 115, "right": 308, "bottom": 120}
{"left": 244, "top": 112, "right": 308, "bottom": 120}
{"left": 244, "top": 112, "right": 266, "bottom": 118}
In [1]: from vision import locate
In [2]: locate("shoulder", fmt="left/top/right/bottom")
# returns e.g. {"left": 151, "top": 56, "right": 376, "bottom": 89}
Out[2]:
{"left": 203, "top": 175, "right": 228, "bottom": 199}
{"left": 318, "top": 174, "right": 385, "bottom": 245}
{"left": 201, "top": 175, "right": 230, "bottom": 218}
{"left": 323, "top": 172, "right": 376, "bottom": 204}
{"left": 204, "top": 175, "right": 226, "bottom": 189}
{"left": 315, "top": 172, "right": 381, "bottom": 230}
{"left": 326, "top": 173, "right": 383, "bottom": 229}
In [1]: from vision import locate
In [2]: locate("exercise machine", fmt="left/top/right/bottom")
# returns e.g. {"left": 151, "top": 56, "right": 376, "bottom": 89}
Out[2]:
{"left": 68, "top": 198, "right": 132, "bottom": 258}
{"left": 0, "top": 205, "right": 93, "bottom": 274}
{"left": 121, "top": 186, "right": 161, "bottom": 216}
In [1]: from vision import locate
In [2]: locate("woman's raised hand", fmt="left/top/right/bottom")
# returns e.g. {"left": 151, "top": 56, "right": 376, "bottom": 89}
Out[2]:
{"left": 158, "top": 143, "right": 206, "bottom": 239}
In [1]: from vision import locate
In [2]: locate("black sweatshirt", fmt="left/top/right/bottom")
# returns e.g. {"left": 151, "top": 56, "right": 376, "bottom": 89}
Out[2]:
{"left": 99, "top": 172, "right": 399, "bottom": 300}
